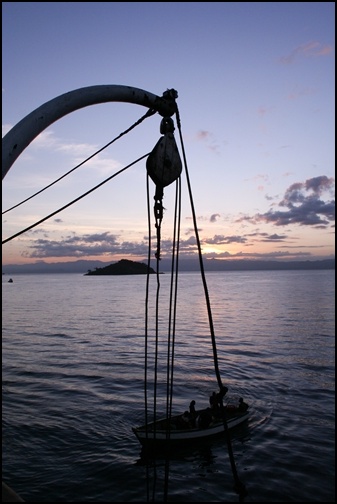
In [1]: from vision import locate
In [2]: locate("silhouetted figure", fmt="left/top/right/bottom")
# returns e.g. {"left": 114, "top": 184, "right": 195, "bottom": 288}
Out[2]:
{"left": 197, "top": 408, "right": 213, "bottom": 429}
{"left": 209, "top": 391, "right": 218, "bottom": 410}
{"left": 238, "top": 397, "right": 248, "bottom": 412}
{"left": 179, "top": 411, "right": 192, "bottom": 428}
{"left": 216, "top": 385, "right": 228, "bottom": 409}
{"left": 189, "top": 400, "right": 197, "bottom": 426}
{"left": 189, "top": 400, "right": 196, "bottom": 416}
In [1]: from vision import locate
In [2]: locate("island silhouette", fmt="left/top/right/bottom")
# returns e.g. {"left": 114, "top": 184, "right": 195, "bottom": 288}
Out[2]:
{"left": 85, "top": 259, "right": 156, "bottom": 276}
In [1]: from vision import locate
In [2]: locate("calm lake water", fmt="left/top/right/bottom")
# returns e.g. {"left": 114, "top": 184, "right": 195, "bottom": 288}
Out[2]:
{"left": 2, "top": 270, "right": 335, "bottom": 502}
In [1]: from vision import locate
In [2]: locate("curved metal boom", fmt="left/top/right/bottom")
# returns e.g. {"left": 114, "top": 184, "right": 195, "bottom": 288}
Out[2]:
{"left": 2, "top": 85, "right": 178, "bottom": 179}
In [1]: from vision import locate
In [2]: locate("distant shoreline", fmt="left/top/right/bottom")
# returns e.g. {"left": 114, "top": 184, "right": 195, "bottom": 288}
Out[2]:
{"left": 2, "top": 258, "right": 335, "bottom": 275}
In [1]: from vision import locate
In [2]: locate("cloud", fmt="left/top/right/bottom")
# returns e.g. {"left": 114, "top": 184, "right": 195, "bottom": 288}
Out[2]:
{"left": 202, "top": 231, "right": 291, "bottom": 249}
{"left": 280, "top": 41, "right": 333, "bottom": 64}
{"left": 210, "top": 213, "right": 220, "bottom": 223}
{"left": 22, "top": 230, "right": 201, "bottom": 260}
{"left": 23, "top": 231, "right": 144, "bottom": 258}
{"left": 16, "top": 177, "right": 334, "bottom": 262}
{"left": 202, "top": 250, "right": 313, "bottom": 260}
{"left": 195, "top": 130, "right": 220, "bottom": 153}
{"left": 8, "top": 127, "right": 122, "bottom": 177}
{"left": 287, "top": 87, "right": 316, "bottom": 100}
{"left": 304, "top": 175, "right": 334, "bottom": 195}
{"left": 196, "top": 130, "right": 211, "bottom": 141}
{"left": 245, "top": 173, "right": 269, "bottom": 184}
{"left": 258, "top": 106, "right": 270, "bottom": 118}
{"left": 260, "top": 233, "right": 288, "bottom": 242}
{"left": 237, "top": 176, "right": 335, "bottom": 228}
{"left": 204, "top": 234, "right": 247, "bottom": 245}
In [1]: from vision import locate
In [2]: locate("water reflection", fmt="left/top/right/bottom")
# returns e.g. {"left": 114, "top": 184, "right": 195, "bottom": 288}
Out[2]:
{"left": 137, "top": 434, "right": 252, "bottom": 502}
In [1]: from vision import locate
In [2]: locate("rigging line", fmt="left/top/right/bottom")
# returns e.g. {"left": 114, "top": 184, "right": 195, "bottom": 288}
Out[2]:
{"left": 175, "top": 106, "right": 247, "bottom": 501}
{"left": 153, "top": 233, "right": 161, "bottom": 423}
{"left": 151, "top": 230, "right": 162, "bottom": 504}
{"left": 170, "top": 177, "right": 181, "bottom": 417}
{"left": 2, "top": 152, "right": 150, "bottom": 245}
{"left": 164, "top": 177, "right": 181, "bottom": 504}
{"left": 166, "top": 177, "right": 181, "bottom": 423}
{"left": 174, "top": 107, "right": 223, "bottom": 390}
{"left": 222, "top": 414, "right": 248, "bottom": 501}
{"left": 145, "top": 174, "right": 151, "bottom": 434}
{"left": 2, "top": 107, "right": 157, "bottom": 215}
{"left": 163, "top": 178, "right": 180, "bottom": 455}
{"left": 145, "top": 174, "right": 152, "bottom": 504}
{"left": 145, "top": 173, "right": 161, "bottom": 502}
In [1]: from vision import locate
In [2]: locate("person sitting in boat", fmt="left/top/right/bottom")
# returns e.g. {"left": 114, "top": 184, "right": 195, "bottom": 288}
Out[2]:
{"left": 210, "top": 385, "right": 228, "bottom": 410}
{"left": 209, "top": 392, "right": 218, "bottom": 411}
{"left": 216, "top": 385, "right": 228, "bottom": 410}
{"left": 238, "top": 397, "right": 248, "bottom": 412}
{"left": 197, "top": 408, "right": 213, "bottom": 429}
{"left": 178, "top": 411, "right": 193, "bottom": 428}
{"left": 224, "top": 397, "right": 249, "bottom": 415}
{"left": 189, "top": 400, "right": 197, "bottom": 426}
{"left": 189, "top": 400, "right": 196, "bottom": 417}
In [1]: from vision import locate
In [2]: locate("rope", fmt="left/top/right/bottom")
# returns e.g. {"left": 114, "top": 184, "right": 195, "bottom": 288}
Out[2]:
{"left": 2, "top": 108, "right": 156, "bottom": 215}
{"left": 166, "top": 177, "right": 181, "bottom": 423}
{"left": 144, "top": 174, "right": 182, "bottom": 502}
{"left": 2, "top": 153, "right": 150, "bottom": 245}
{"left": 174, "top": 107, "right": 223, "bottom": 390}
{"left": 163, "top": 177, "right": 181, "bottom": 503}
{"left": 144, "top": 174, "right": 152, "bottom": 503}
{"left": 175, "top": 105, "right": 247, "bottom": 501}
{"left": 145, "top": 173, "right": 162, "bottom": 502}
{"left": 145, "top": 174, "right": 151, "bottom": 433}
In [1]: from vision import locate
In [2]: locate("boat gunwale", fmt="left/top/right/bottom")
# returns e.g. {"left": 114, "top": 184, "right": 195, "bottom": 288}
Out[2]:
{"left": 132, "top": 408, "right": 249, "bottom": 443}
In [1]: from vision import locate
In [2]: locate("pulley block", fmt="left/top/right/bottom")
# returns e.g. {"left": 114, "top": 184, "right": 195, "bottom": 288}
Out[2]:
{"left": 146, "top": 117, "right": 182, "bottom": 187}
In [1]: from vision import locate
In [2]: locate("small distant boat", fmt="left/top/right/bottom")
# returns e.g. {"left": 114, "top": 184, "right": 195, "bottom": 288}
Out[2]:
{"left": 8, "top": 278, "right": 13, "bottom": 283}
{"left": 132, "top": 399, "right": 249, "bottom": 447}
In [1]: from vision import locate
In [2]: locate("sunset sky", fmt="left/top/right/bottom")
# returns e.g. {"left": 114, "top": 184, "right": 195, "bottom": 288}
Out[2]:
{"left": 2, "top": 2, "right": 335, "bottom": 268}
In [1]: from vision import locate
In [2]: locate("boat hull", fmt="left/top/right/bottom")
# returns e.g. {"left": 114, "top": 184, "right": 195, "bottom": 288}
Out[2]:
{"left": 132, "top": 409, "right": 249, "bottom": 447}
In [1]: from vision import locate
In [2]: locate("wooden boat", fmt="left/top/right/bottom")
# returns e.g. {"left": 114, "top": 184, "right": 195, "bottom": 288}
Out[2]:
{"left": 132, "top": 399, "right": 249, "bottom": 447}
